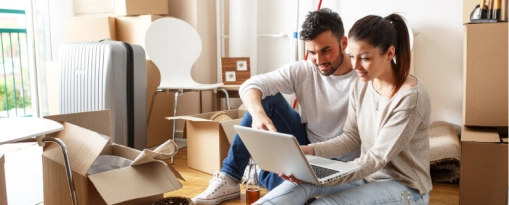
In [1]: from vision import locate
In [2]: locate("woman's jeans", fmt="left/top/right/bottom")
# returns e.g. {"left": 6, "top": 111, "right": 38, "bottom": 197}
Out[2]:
{"left": 220, "top": 93, "right": 309, "bottom": 190}
{"left": 255, "top": 179, "right": 430, "bottom": 205}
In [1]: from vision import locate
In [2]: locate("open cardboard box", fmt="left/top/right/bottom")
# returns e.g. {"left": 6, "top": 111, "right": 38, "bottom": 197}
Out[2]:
{"left": 167, "top": 109, "right": 247, "bottom": 174}
{"left": 459, "top": 126, "right": 508, "bottom": 205}
{"left": 43, "top": 110, "right": 183, "bottom": 205}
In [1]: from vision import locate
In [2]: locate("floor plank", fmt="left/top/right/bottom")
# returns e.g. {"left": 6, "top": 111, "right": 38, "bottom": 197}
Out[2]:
{"left": 164, "top": 147, "right": 459, "bottom": 204}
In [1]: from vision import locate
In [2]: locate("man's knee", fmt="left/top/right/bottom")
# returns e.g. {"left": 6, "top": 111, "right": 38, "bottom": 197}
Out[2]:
{"left": 260, "top": 93, "right": 286, "bottom": 105}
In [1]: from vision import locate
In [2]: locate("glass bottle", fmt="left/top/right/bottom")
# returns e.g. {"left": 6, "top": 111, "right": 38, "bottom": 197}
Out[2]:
{"left": 245, "top": 158, "right": 260, "bottom": 205}
{"left": 400, "top": 190, "right": 411, "bottom": 205}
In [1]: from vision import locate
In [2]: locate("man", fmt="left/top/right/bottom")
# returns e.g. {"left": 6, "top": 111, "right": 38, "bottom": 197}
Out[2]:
{"left": 192, "top": 8, "right": 359, "bottom": 205}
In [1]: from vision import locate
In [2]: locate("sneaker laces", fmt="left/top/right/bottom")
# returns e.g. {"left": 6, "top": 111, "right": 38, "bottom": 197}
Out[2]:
{"left": 203, "top": 172, "right": 226, "bottom": 196}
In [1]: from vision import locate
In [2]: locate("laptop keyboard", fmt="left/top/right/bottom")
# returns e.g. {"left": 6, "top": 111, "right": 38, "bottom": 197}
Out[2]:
{"left": 310, "top": 164, "right": 340, "bottom": 179}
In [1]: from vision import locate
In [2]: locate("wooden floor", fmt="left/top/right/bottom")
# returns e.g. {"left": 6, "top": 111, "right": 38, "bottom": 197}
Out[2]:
{"left": 164, "top": 147, "right": 459, "bottom": 205}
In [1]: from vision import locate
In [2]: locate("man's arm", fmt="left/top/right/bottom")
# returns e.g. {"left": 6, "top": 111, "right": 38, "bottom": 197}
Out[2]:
{"left": 241, "top": 88, "right": 277, "bottom": 132}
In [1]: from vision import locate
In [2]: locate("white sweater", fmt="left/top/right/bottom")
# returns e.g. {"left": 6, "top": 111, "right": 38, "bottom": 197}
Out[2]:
{"left": 312, "top": 76, "right": 433, "bottom": 194}
{"left": 239, "top": 61, "right": 357, "bottom": 159}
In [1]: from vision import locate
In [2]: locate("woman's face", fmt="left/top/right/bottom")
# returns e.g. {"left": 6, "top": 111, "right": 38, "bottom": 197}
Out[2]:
{"left": 305, "top": 30, "right": 344, "bottom": 76}
{"left": 347, "top": 39, "right": 393, "bottom": 82}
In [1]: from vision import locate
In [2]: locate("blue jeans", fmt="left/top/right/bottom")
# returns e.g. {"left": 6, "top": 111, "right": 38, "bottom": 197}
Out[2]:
{"left": 255, "top": 179, "right": 430, "bottom": 205}
{"left": 220, "top": 93, "right": 309, "bottom": 190}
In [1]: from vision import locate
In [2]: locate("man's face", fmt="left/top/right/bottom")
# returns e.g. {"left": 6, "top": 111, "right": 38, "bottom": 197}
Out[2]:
{"left": 305, "top": 30, "right": 343, "bottom": 76}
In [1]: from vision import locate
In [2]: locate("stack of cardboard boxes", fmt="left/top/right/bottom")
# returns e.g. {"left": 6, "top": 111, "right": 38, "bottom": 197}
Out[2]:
{"left": 66, "top": 0, "right": 179, "bottom": 148}
{"left": 460, "top": 22, "right": 508, "bottom": 205}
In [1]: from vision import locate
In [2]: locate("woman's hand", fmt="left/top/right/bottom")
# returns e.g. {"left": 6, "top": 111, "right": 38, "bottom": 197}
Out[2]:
{"left": 301, "top": 145, "right": 315, "bottom": 155}
{"left": 279, "top": 173, "right": 304, "bottom": 183}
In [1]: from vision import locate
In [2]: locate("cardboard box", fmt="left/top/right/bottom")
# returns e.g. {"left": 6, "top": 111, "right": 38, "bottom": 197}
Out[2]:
{"left": 43, "top": 110, "right": 183, "bottom": 205}
{"left": 460, "top": 126, "right": 508, "bottom": 205}
{"left": 115, "top": 0, "right": 169, "bottom": 16}
{"left": 65, "top": 16, "right": 116, "bottom": 42}
{"left": 463, "top": 22, "right": 508, "bottom": 127}
{"left": 167, "top": 109, "right": 246, "bottom": 174}
{"left": 116, "top": 15, "right": 165, "bottom": 59}
{"left": 146, "top": 60, "right": 175, "bottom": 147}
{"left": 73, "top": 0, "right": 115, "bottom": 16}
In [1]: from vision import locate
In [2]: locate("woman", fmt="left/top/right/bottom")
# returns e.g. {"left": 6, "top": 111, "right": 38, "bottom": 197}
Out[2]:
{"left": 253, "top": 13, "right": 432, "bottom": 205}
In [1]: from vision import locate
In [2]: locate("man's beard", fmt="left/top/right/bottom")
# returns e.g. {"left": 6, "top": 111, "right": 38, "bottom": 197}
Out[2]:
{"left": 316, "top": 48, "right": 344, "bottom": 76}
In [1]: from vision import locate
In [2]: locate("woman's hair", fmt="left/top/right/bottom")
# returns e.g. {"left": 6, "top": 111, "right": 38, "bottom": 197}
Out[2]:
{"left": 348, "top": 13, "right": 411, "bottom": 97}
{"left": 300, "top": 8, "right": 344, "bottom": 45}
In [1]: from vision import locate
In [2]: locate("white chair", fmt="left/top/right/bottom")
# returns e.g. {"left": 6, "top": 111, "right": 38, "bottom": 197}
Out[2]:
{"left": 145, "top": 17, "right": 231, "bottom": 163}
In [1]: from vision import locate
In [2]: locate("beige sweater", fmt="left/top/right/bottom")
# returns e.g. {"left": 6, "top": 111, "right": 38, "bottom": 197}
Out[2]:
{"left": 311, "top": 76, "right": 432, "bottom": 194}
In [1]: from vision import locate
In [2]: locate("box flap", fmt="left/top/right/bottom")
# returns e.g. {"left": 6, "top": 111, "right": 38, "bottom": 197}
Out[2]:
{"left": 461, "top": 126, "right": 501, "bottom": 142}
{"left": 43, "top": 122, "right": 109, "bottom": 175}
{"left": 130, "top": 139, "right": 178, "bottom": 166}
{"left": 166, "top": 115, "right": 213, "bottom": 122}
{"left": 219, "top": 119, "right": 242, "bottom": 144}
{"left": 44, "top": 110, "right": 111, "bottom": 137}
{"left": 166, "top": 110, "right": 241, "bottom": 122}
{"left": 119, "top": 139, "right": 185, "bottom": 181}
{"left": 88, "top": 161, "right": 182, "bottom": 204}
{"left": 163, "top": 158, "right": 185, "bottom": 181}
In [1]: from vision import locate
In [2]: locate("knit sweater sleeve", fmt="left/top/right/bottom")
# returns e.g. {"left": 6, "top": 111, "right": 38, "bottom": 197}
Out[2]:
{"left": 239, "top": 62, "right": 306, "bottom": 99}
{"left": 311, "top": 79, "right": 428, "bottom": 188}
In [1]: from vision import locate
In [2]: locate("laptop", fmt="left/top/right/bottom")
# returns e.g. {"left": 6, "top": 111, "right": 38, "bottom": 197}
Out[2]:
{"left": 234, "top": 125, "right": 361, "bottom": 185}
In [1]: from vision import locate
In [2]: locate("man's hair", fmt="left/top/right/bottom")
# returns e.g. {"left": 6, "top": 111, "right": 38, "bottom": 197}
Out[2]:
{"left": 300, "top": 8, "right": 345, "bottom": 44}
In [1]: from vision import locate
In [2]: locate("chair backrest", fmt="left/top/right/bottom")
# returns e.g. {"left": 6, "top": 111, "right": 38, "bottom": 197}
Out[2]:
{"left": 145, "top": 17, "right": 202, "bottom": 86}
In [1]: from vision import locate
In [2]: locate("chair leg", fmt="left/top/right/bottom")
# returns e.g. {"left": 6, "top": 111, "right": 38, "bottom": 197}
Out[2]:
{"left": 171, "top": 91, "right": 180, "bottom": 164}
{"left": 147, "top": 91, "right": 160, "bottom": 127}
{"left": 219, "top": 88, "right": 231, "bottom": 110}
{"left": 41, "top": 137, "right": 78, "bottom": 205}
{"left": 199, "top": 91, "right": 203, "bottom": 113}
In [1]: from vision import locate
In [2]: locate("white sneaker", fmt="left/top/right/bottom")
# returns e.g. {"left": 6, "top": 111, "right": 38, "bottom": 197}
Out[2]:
{"left": 192, "top": 172, "right": 240, "bottom": 205}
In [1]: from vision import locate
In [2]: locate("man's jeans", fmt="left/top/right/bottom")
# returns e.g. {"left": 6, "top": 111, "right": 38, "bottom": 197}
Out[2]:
{"left": 220, "top": 93, "right": 309, "bottom": 190}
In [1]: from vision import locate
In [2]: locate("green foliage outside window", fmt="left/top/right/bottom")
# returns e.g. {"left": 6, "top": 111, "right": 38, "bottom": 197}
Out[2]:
{"left": 0, "top": 79, "right": 30, "bottom": 111}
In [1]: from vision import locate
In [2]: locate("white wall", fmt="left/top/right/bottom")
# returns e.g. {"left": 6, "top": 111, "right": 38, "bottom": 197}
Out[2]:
{"left": 48, "top": 0, "right": 74, "bottom": 60}
{"left": 257, "top": 0, "right": 464, "bottom": 129}
{"left": 46, "top": 0, "right": 465, "bottom": 130}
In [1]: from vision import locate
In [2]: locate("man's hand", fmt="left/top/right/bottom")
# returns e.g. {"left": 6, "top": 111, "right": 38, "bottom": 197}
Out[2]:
{"left": 241, "top": 88, "right": 277, "bottom": 132}
{"left": 251, "top": 114, "right": 277, "bottom": 132}
{"left": 279, "top": 173, "right": 303, "bottom": 183}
